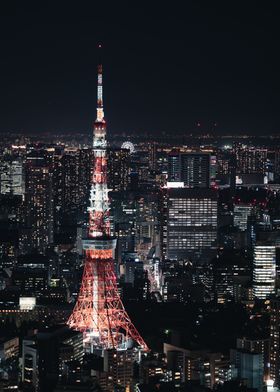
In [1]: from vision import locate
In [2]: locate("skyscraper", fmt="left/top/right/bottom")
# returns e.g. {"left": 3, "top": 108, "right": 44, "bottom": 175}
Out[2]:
{"left": 60, "top": 148, "right": 91, "bottom": 216}
{"left": 269, "top": 297, "right": 280, "bottom": 388}
{"left": 234, "top": 144, "right": 267, "bottom": 175}
{"left": 180, "top": 153, "right": 211, "bottom": 188}
{"left": 100, "top": 349, "right": 135, "bottom": 391}
{"left": 253, "top": 245, "right": 276, "bottom": 299}
{"left": 230, "top": 349, "right": 264, "bottom": 392}
{"left": 148, "top": 141, "right": 157, "bottom": 171}
{"left": 168, "top": 151, "right": 211, "bottom": 188}
{"left": 50, "top": 147, "right": 91, "bottom": 232}
{"left": 167, "top": 150, "right": 180, "bottom": 182}
{"left": 0, "top": 159, "right": 24, "bottom": 196}
{"left": 107, "top": 148, "right": 130, "bottom": 191}
{"left": 236, "top": 337, "right": 269, "bottom": 379}
{"left": 21, "top": 154, "right": 53, "bottom": 254}
{"left": 161, "top": 187, "right": 218, "bottom": 262}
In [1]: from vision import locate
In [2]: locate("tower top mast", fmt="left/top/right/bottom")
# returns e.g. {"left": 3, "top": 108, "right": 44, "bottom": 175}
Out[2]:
{"left": 96, "top": 44, "right": 104, "bottom": 123}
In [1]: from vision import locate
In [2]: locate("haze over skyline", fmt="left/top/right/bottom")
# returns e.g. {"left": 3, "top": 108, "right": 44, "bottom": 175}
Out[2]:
{"left": 0, "top": 2, "right": 279, "bottom": 135}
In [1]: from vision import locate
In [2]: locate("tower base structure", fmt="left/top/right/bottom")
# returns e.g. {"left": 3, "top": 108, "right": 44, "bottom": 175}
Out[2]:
{"left": 67, "top": 237, "right": 148, "bottom": 352}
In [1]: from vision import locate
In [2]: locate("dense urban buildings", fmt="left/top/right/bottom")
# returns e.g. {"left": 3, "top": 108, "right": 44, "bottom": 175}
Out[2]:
{"left": 1, "top": 25, "right": 280, "bottom": 392}
{"left": 253, "top": 245, "right": 276, "bottom": 299}
{"left": 2, "top": 125, "right": 280, "bottom": 391}
{"left": 2, "top": 129, "right": 280, "bottom": 390}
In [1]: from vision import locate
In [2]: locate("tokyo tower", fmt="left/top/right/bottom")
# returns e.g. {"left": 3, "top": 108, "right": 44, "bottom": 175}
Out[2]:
{"left": 67, "top": 53, "right": 148, "bottom": 352}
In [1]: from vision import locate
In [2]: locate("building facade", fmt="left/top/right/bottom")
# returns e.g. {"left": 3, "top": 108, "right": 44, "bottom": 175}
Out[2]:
{"left": 21, "top": 155, "right": 53, "bottom": 254}
{"left": 253, "top": 245, "right": 276, "bottom": 299}
{"left": 161, "top": 188, "right": 218, "bottom": 262}
{"left": 168, "top": 151, "right": 211, "bottom": 188}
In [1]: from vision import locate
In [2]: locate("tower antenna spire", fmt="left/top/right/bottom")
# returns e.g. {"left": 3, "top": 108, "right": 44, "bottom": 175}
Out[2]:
{"left": 96, "top": 43, "right": 104, "bottom": 122}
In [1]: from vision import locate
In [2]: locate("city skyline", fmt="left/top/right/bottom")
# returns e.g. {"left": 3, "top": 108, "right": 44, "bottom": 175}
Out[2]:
{"left": 2, "top": 3, "right": 280, "bottom": 392}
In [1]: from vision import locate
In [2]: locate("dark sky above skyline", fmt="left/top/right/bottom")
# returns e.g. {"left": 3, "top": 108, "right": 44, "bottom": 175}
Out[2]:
{"left": 0, "top": 2, "right": 279, "bottom": 135}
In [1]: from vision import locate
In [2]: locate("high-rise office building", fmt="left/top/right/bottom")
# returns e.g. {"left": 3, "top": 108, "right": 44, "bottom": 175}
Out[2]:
{"left": 230, "top": 349, "right": 264, "bottom": 392}
{"left": 22, "top": 336, "right": 38, "bottom": 388}
{"left": 107, "top": 147, "right": 130, "bottom": 191}
{"left": 161, "top": 188, "right": 218, "bottom": 262}
{"left": 214, "top": 264, "right": 234, "bottom": 304}
{"left": 269, "top": 297, "right": 280, "bottom": 388}
{"left": 101, "top": 349, "right": 135, "bottom": 392}
{"left": 50, "top": 147, "right": 91, "bottom": 232}
{"left": 167, "top": 150, "right": 180, "bottom": 182}
{"left": 273, "top": 149, "right": 280, "bottom": 182}
{"left": 21, "top": 154, "right": 53, "bottom": 254}
{"left": 167, "top": 151, "right": 211, "bottom": 188}
{"left": 148, "top": 141, "right": 157, "bottom": 171}
{"left": 0, "top": 159, "right": 24, "bottom": 196}
{"left": 217, "top": 149, "right": 231, "bottom": 175}
{"left": 234, "top": 144, "right": 267, "bottom": 174}
{"left": 236, "top": 337, "right": 269, "bottom": 379}
{"left": 253, "top": 245, "right": 276, "bottom": 299}
{"left": 180, "top": 153, "right": 210, "bottom": 188}
{"left": 22, "top": 327, "right": 83, "bottom": 392}
{"left": 60, "top": 148, "right": 91, "bottom": 215}
{"left": 233, "top": 204, "right": 254, "bottom": 231}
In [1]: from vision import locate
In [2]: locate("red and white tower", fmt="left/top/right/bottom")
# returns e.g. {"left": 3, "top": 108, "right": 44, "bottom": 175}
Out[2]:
{"left": 67, "top": 55, "right": 148, "bottom": 352}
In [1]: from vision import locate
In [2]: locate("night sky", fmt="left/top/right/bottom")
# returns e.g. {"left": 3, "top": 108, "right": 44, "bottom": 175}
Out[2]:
{"left": 0, "top": 2, "right": 279, "bottom": 135}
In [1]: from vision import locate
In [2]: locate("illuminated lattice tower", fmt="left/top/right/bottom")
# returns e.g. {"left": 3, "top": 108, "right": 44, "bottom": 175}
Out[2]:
{"left": 67, "top": 54, "right": 148, "bottom": 352}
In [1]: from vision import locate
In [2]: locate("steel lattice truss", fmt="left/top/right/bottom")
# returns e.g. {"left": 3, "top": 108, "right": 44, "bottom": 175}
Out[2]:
{"left": 68, "top": 252, "right": 148, "bottom": 351}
